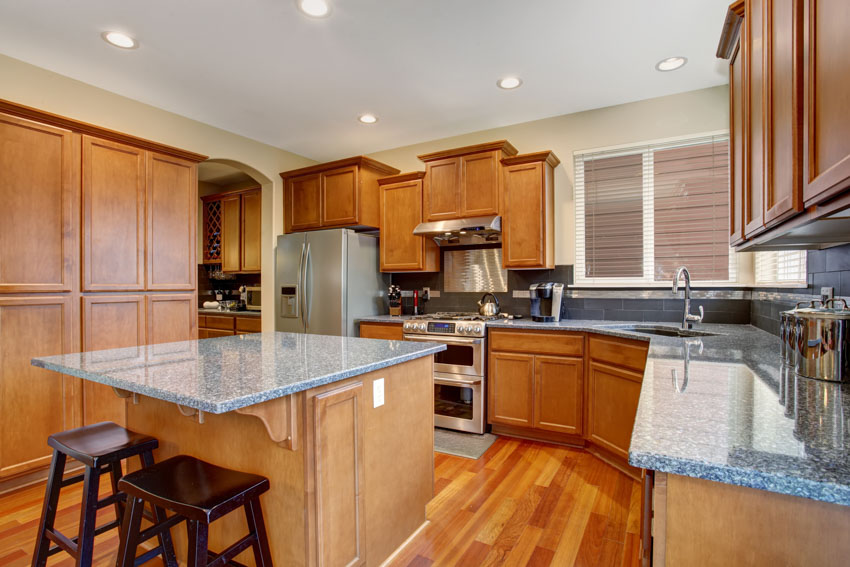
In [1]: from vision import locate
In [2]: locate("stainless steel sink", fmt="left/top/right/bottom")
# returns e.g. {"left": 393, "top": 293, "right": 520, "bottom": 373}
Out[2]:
{"left": 601, "top": 324, "right": 721, "bottom": 338}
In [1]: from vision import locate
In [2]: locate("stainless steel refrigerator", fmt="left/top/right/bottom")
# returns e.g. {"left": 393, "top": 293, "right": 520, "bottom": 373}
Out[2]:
{"left": 275, "top": 229, "right": 388, "bottom": 336}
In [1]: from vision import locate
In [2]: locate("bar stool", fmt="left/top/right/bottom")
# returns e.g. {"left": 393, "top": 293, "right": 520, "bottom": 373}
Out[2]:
{"left": 115, "top": 455, "right": 273, "bottom": 567}
{"left": 32, "top": 421, "right": 178, "bottom": 567}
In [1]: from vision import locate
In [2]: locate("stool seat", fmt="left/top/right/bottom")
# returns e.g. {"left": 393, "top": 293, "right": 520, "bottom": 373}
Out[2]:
{"left": 48, "top": 421, "right": 158, "bottom": 468}
{"left": 118, "top": 455, "right": 270, "bottom": 523}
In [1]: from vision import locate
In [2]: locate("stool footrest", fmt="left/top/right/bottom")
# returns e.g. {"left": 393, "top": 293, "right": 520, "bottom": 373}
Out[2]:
{"left": 207, "top": 533, "right": 258, "bottom": 567}
{"left": 60, "top": 473, "right": 85, "bottom": 487}
{"left": 134, "top": 545, "right": 168, "bottom": 566}
{"left": 137, "top": 513, "right": 185, "bottom": 545}
{"left": 96, "top": 491, "right": 125, "bottom": 509}
{"left": 45, "top": 528, "right": 78, "bottom": 558}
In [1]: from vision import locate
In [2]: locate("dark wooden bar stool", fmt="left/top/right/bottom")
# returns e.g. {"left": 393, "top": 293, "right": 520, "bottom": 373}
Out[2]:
{"left": 32, "top": 421, "right": 178, "bottom": 567}
{"left": 115, "top": 455, "right": 273, "bottom": 567}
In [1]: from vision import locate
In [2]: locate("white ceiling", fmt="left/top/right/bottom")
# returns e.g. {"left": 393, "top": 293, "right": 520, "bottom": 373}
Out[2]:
{"left": 0, "top": 0, "right": 730, "bottom": 162}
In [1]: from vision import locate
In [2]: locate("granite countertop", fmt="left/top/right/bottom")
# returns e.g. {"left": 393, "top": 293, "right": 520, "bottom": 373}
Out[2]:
{"left": 198, "top": 308, "right": 261, "bottom": 317}
{"left": 359, "top": 315, "right": 850, "bottom": 506}
{"left": 32, "top": 333, "right": 445, "bottom": 414}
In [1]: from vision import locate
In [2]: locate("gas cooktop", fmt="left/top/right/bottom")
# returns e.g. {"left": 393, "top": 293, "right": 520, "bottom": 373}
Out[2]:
{"left": 403, "top": 312, "right": 518, "bottom": 337}
{"left": 409, "top": 312, "right": 499, "bottom": 322}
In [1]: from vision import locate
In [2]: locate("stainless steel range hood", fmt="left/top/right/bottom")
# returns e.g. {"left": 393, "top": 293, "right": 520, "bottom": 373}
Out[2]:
{"left": 413, "top": 215, "right": 502, "bottom": 246}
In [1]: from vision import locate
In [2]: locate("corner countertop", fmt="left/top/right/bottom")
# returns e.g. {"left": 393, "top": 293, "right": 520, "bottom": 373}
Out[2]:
{"left": 32, "top": 333, "right": 445, "bottom": 414}
{"left": 358, "top": 315, "right": 850, "bottom": 506}
{"left": 198, "top": 308, "right": 261, "bottom": 317}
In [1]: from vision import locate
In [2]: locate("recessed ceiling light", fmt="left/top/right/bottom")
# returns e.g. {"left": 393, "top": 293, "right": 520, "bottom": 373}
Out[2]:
{"left": 101, "top": 31, "right": 138, "bottom": 49}
{"left": 297, "top": 0, "right": 331, "bottom": 18}
{"left": 358, "top": 113, "right": 378, "bottom": 124}
{"left": 496, "top": 76, "right": 523, "bottom": 90}
{"left": 655, "top": 56, "right": 687, "bottom": 72}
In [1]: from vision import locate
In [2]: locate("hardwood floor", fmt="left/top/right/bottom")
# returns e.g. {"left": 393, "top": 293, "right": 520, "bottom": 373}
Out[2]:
{"left": 0, "top": 437, "right": 640, "bottom": 567}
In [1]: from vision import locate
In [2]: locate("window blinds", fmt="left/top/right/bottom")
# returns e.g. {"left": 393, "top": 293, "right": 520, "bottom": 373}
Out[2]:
{"left": 575, "top": 134, "right": 733, "bottom": 285}
{"left": 755, "top": 250, "right": 807, "bottom": 285}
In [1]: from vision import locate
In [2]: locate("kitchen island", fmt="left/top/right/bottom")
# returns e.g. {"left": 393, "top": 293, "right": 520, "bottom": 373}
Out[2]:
{"left": 33, "top": 332, "right": 445, "bottom": 567}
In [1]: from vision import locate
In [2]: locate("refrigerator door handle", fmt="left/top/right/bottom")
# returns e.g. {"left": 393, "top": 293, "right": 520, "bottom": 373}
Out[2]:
{"left": 298, "top": 243, "right": 306, "bottom": 330}
{"left": 305, "top": 242, "right": 313, "bottom": 328}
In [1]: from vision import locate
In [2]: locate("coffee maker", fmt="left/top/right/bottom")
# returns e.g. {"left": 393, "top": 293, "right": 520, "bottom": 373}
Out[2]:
{"left": 529, "top": 282, "right": 564, "bottom": 322}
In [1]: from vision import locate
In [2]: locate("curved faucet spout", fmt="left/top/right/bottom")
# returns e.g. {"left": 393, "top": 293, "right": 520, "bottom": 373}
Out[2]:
{"left": 672, "top": 266, "right": 702, "bottom": 329}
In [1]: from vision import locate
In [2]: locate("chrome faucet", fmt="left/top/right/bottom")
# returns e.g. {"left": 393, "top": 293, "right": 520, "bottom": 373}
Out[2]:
{"left": 672, "top": 266, "right": 704, "bottom": 329}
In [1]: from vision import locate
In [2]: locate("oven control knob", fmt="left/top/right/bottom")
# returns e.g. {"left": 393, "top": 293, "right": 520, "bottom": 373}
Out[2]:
{"left": 417, "top": 323, "right": 426, "bottom": 332}
{"left": 458, "top": 325, "right": 467, "bottom": 334}
{"left": 403, "top": 323, "right": 410, "bottom": 331}
{"left": 473, "top": 325, "right": 482, "bottom": 334}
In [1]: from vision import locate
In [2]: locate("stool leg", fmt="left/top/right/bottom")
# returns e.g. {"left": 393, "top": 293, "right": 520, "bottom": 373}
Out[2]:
{"left": 32, "top": 449, "right": 66, "bottom": 567}
{"left": 245, "top": 498, "right": 273, "bottom": 567}
{"left": 115, "top": 496, "right": 145, "bottom": 567}
{"left": 186, "top": 520, "right": 209, "bottom": 567}
{"left": 107, "top": 461, "right": 125, "bottom": 524}
{"left": 139, "top": 451, "right": 178, "bottom": 567}
{"left": 75, "top": 465, "right": 101, "bottom": 567}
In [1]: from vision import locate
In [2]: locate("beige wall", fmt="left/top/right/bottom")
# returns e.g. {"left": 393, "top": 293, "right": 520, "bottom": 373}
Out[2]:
{"left": 366, "top": 85, "right": 730, "bottom": 268}
{"left": 0, "top": 54, "right": 315, "bottom": 330}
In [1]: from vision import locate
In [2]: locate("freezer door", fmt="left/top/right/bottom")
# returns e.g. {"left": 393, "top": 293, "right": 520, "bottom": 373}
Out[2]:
{"left": 275, "top": 233, "right": 307, "bottom": 333}
{"left": 303, "top": 229, "right": 346, "bottom": 336}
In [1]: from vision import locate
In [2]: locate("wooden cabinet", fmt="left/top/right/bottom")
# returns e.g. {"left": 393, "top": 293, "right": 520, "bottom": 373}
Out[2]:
{"left": 488, "top": 330, "right": 584, "bottom": 436}
{"left": 0, "top": 296, "right": 77, "bottom": 479}
{"left": 418, "top": 141, "right": 517, "bottom": 221}
{"left": 282, "top": 157, "right": 400, "bottom": 233}
{"left": 359, "top": 322, "right": 404, "bottom": 341}
{"left": 203, "top": 187, "right": 262, "bottom": 274}
{"left": 729, "top": 21, "right": 746, "bottom": 245}
{"left": 146, "top": 152, "right": 196, "bottom": 290}
{"left": 378, "top": 172, "right": 439, "bottom": 273}
{"left": 198, "top": 313, "right": 261, "bottom": 338}
{"left": 586, "top": 334, "right": 649, "bottom": 461}
{"left": 501, "top": 152, "right": 558, "bottom": 269}
{"left": 81, "top": 295, "right": 145, "bottom": 426}
{"left": 0, "top": 113, "right": 77, "bottom": 293}
{"left": 744, "top": 0, "right": 767, "bottom": 238}
{"left": 82, "top": 136, "right": 145, "bottom": 291}
{"left": 146, "top": 294, "right": 196, "bottom": 345}
{"left": 802, "top": 0, "right": 850, "bottom": 205}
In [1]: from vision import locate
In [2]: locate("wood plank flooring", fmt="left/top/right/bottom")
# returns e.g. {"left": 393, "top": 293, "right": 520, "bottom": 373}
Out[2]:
{"left": 0, "top": 437, "right": 640, "bottom": 567}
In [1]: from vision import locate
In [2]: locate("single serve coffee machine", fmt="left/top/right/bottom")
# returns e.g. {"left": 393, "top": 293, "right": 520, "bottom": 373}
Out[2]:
{"left": 529, "top": 282, "right": 564, "bottom": 322}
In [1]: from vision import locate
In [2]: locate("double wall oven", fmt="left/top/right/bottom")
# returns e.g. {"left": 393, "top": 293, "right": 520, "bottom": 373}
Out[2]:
{"left": 403, "top": 313, "right": 491, "bottom": 434}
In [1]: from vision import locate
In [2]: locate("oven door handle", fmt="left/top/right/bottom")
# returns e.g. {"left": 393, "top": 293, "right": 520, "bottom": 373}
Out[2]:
{"left": 434, "top": 377, "right": 482, "bottom": 387}
{"left": 403, "top": 335, "right": 483, "bottom": 345}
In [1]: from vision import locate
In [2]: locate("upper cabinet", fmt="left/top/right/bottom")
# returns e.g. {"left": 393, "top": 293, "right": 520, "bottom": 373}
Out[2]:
{"left": 0, "top": 113, "right": 77, "bottom": 293}
{"left": 719, "top": 0, "right": 850, "bottom": 249}
{"left": 418, "top": 140, "right": 517, "bottom": 221}
{"left": 281, "top": 156, "right": 400, "bottom": 233}
{"left": 501, "top": 151, "right": 559, "bottom": 270}
{"left": 202, "top": 187, "right": 262, "bottom": 273}
{"left": 377, "top": 172, "right": 439, "bottom": 273}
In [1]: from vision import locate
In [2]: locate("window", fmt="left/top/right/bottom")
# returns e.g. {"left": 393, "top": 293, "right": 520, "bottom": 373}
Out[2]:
{"left": 575, "top": 134, "right": 734, "bottom": 285}
{"left": 755, "top": 250, "right": 807, "bottom": 286}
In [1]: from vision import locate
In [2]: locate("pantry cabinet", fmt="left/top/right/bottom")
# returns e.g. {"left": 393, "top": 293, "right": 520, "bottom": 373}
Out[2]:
{"left": 281, "top": 156, "right": 400, "bottom": 233}
{"left": 501, "top": 151, "right": 558, "bottom": 269}
{"left": 203, "top": 187, "right": 262, "bottom": 274}
{"left": 418, "top": 140, "right": 517, "bottom": 221}
{"left": 146, "top": 294, "right": 197, "bottom": 345}
{"left": 378, "top": 172, "right": 439, "bottom": 273}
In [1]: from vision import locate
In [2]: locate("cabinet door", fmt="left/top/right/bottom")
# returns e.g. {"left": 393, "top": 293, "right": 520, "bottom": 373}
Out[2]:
{"left": 587, "top": 361, "right": 643, "bottom": 460}
{"left": 488, "top": 352, "right": 534, "bottom": 428}
{"left": 461, "top": 151, "right": 500, "bottom": 217}
{"left": 503, "top": 161, "right": 548, "bottom": 268}
{"left": 744, "top": 0, "right": 766, "bottom": 238}
{"left": 359, "top": 322, "right": 403, "bottom": 340}
{"left": 802, "top": 0, "right": 850, "bottom": 204}
{"left": 322, "top": 166, "right": 359, "bottom": 226}
{"left": 82, "top": 136, "right": 145, "bottom": 291}
{"left": 423, "top": 157, "right": 461, "bottom": 221}
{"left": 764, "top": 0, "right": 804, "bottom": 226}
{"left": 241, "top": 189, "right": 262, "bottom": 272}
{"left": 0, "top": 113, "right": 77, "bottom": 293}
{"left": 221, "top": 195, "right": 241, "bottom": 273}
{"left": 730, "top": 38, "right": 747, "bottom": 246}
{"left": 312, "top": 382, "right": 365, "bottom": 567}
{"left": 288, "top": 173, "right": 321, "bottom": 231}
{"left": 0, "top": 296, "right": 77, "bottom": 478}
{"left": 146, "top": 294, "right": 197, "bottom": 345}
{"left": 534, "top": 356, "right": 583, "bottom": 436}
{"left": 82, "top": 295, "right": 145, "bottom": 427}
{"left": 146, "top": 152, "right": 196, "bottom": 290}
{"left": 380, "top": 179, "right": 438, "bottom": 272}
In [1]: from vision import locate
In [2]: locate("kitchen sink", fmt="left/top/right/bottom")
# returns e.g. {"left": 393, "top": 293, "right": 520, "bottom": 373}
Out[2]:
{"left": 601, "top": 324, "right": 721, "bottom": 338}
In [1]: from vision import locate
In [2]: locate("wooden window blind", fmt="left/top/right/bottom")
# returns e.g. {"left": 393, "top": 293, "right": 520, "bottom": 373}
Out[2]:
{"left": 575, "top": 134, "right": 734, "bottom": 285}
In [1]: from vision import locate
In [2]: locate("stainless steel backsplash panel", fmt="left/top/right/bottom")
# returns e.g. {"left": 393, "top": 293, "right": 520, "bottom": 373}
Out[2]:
{"left": 444, "top": 249, "right": 508, "bottom": 293}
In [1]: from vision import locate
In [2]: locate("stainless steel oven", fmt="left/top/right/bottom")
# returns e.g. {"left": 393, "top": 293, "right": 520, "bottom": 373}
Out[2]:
{"left": 403, "top": 315, "right": 489, "bottom": 434}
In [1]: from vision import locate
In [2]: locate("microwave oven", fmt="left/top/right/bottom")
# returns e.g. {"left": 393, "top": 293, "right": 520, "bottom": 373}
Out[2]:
{"left": 245, "top": 286, "right": 262, "bottom": 311}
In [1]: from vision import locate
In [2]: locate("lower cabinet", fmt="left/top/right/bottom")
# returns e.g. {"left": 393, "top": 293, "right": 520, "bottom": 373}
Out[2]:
{"left": 81, "top": 295, "right": 146, "bottom": 427}
{"left": 359, "top": 321, "right": 404, "bottom": 340}
{"left": 586, "top": 361, "right": 643, "bottom": 460}
{"left": 146, "top": 293, "right": 197, "bottom": 344}
{"left": 0, "top": 295, "right": 78, "bottom": 480}
{"left": 488, "top": 352, "right": 534, "bottom": 428}
{"left": 198, "top": 313, "right": 262, "bottom": 338}
{"left": 534, "top": 356, "right": 583, "bottom": 435}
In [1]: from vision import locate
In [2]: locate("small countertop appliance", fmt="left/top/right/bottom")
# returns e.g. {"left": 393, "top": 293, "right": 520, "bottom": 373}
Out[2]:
{"left": 530, "top": 282, "right": 564, "bottom": 322}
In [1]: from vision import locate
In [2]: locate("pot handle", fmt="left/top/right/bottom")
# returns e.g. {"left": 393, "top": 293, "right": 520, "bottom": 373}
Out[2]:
{"left": 825, "top": 297, "right": 848, "bottom": 310}
{"left": 480, "top": 292, "right": 499, "bottom": 307}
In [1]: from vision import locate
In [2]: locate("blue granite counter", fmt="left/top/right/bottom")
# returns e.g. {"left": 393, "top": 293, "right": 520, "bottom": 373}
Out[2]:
{"left": 32, "top": 332, "right": 445, "bottom": 414}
